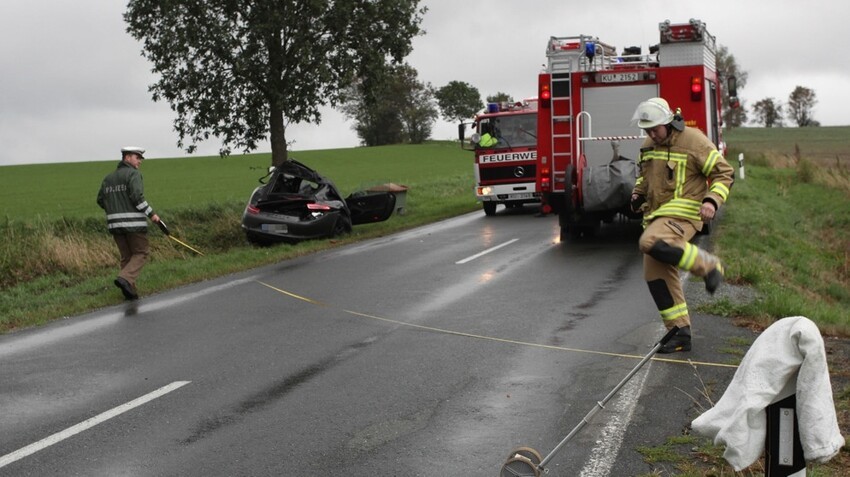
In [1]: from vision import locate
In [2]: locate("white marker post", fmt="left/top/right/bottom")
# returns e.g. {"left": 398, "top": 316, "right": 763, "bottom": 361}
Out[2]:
{"left": 738, "top": 153, "right": 745, "bottom": 180}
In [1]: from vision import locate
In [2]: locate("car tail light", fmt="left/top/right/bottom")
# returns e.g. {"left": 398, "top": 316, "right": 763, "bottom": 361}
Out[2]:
{"left": 307, "top": 202, "right": 332, "bottom": 211}
{"left": 246, "top": 205, "right": 260, "bottom": 215}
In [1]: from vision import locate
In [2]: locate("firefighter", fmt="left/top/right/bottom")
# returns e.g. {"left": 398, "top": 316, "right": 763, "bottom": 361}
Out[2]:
{"left": 478, "top": 122, "right": 498, "bottom": 148}
{"left": 97, "top": 146, "right": 162, "bottom": 300}
{"left": 630, "top": 97, "right": 734, "bottom": 353}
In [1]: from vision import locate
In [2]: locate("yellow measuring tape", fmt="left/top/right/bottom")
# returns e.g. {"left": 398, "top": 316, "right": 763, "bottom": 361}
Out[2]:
{"left": 256, "top": 280, "right": 739, "bottom": 369}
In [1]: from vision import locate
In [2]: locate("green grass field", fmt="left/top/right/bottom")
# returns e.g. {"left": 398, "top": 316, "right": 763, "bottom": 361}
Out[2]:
{"left": 0, "top": 142, "right": 472, "bottom": 221}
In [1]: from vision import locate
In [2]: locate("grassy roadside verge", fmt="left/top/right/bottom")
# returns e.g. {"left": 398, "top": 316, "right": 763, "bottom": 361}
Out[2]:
{"left": 639, "top": 132, "right": 850, "bottom": 475}
{"left": 0, "top": 174, "right": 479, "bottom": 333}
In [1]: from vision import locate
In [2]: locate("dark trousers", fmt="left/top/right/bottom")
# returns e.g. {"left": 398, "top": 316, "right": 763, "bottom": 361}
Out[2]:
{"left": 113, "top": 232, "right": 150, "bottom": 288}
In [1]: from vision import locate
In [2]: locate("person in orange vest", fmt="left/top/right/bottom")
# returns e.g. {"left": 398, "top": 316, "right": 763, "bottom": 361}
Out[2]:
{"left": 630, "top": 97, "right": 734, "bottom": 353}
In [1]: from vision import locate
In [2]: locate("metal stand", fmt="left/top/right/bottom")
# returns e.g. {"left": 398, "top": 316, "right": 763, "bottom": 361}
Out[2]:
{"left": 765, "top": 394, "right": 805, "bottom": 477}
{"left": 500, "top": 327, "right": 679, "bottom": 476}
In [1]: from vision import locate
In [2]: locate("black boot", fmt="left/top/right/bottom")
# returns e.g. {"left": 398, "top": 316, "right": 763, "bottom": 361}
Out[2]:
{"left": 114, "top": 277, "right": 138, "bottom": 300}
{"left": 658, "top": 326, "right": 691, "bottom": 354}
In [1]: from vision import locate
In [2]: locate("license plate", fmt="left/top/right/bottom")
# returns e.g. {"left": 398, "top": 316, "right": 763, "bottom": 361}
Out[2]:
{"left": 498, "top": 192, "right": 538, "bottom": 200}
{"left": 596, "top": 72, "right": 641, "bottom": 83}
{"left": 261, "top": 224, "right": 288, "bottom": 233}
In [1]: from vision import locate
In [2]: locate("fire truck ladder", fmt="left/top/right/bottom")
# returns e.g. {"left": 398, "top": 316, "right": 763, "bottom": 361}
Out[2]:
{"left": 550, "top": 70, "right": 572, "bottom": 185}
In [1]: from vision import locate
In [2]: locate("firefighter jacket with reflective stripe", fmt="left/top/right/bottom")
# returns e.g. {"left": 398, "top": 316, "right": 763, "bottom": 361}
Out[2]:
{"left": 96, "top": 161, "right": 154, "bottom": 234}
{"left": 632, "top": 126, "right": 733, "bottom": 229}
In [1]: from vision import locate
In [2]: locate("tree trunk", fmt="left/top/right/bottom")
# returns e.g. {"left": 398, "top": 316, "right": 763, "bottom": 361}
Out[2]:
{"left": 269, "top": 105, "right": 288, "bottom": 167}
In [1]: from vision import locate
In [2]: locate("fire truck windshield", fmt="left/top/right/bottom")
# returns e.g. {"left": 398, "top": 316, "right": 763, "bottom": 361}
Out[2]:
{"left": 479, "top": 113, "right": 537, "bottom": 149}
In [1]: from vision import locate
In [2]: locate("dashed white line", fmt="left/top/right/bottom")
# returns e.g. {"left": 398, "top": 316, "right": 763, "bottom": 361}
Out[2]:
{"left": 455, "top": 238, "right": 519, "bottom": 264}
{"left": 0, "top": 381, "right": 191, "bottom": 469}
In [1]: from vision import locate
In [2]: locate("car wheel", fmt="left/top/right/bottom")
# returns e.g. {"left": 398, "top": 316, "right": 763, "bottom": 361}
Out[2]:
{"left": 332, "top": 215, "right": 352, "bottom": 237}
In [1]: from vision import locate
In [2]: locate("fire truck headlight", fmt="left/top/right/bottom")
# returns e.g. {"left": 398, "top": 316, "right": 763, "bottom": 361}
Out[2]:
{"left": 476, "top": 186, "right": 492, "bottom": 197}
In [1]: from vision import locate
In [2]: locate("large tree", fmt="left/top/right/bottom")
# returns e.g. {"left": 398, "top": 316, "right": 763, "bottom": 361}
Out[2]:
{"left": 716, "top": 45, "right": 748, "bottom": 128}
{"left": 787, "top": 86, "right": 818, "bottom": 127}
{"left": 752, "top": 98, "right": 784, "bottom": 128}
{"left": 125, "top": 0, "right": 425, "bottom": 166}
{"left": 435, "top": 81, "right": 483, "bottom": 124}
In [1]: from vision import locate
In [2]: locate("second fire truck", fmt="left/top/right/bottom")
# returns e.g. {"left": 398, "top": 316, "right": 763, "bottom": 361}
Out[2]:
{"left": 536, "top": 18, "right": 737, "bottom": 239}
{"left": 459, "top": 99, "right": 541, "bottom": 216}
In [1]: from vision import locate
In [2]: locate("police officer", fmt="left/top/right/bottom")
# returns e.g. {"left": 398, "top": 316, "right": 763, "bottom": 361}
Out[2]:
{"left": 630, "top": 98, "right": 734, "bottom": 353}
{"left": 97, "top": 146, "right": 161, "bottom": 300}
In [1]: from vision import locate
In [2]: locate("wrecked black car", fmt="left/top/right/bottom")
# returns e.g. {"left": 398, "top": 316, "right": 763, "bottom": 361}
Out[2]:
{"left": 241, "top": 159, "right": 396, "bottom": 245}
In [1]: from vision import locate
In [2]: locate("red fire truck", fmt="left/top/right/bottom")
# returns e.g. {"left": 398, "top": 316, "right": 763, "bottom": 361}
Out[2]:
{"left": 459, "top": 99, "right": 540, "bottom": 216}
{"left": 536, "top": 19, "right": 736, "bottom": 239}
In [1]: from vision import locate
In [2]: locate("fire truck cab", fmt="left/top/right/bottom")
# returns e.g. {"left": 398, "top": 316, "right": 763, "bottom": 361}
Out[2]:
{"left": 537, "top": 18, "right": 729, "bottom": 239}
{"left": 459, "top": 99, "right": 540, "bottom": 216}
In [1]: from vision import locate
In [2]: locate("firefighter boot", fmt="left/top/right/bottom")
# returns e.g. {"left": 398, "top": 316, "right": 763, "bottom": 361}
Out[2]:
{"left": 658, "top": 326, "right": 691, "bottom": 354}
{"left": 704, "top": 262, "right": 725, "bottom": 295}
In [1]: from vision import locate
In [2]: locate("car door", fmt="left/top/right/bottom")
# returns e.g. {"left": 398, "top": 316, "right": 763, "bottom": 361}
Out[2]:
{"left": 345, "top": 191, "right": 397, "bottom": 225}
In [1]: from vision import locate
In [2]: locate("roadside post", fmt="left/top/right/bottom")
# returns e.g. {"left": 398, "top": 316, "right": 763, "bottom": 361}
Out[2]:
{"left": 691, "top": 317, "right": 844, "bottom": 475}
{"left": 738, "top": 153, "right": 745, "bottom": 180}
{"left": 765, "top": 394, "right": 805, "bottom": 476}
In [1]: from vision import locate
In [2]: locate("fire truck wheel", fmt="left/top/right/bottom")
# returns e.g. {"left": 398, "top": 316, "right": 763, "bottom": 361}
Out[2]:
{"left": 483, "top": 202, "right": 497, "bottom": 216}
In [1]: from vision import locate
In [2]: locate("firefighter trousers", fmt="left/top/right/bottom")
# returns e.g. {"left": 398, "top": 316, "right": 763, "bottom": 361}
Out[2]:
{"left": 113, "top": 232, "right": 150, "bottom": 289}
{"left": 638, "top": 217, "right": 720, "bottom": 330}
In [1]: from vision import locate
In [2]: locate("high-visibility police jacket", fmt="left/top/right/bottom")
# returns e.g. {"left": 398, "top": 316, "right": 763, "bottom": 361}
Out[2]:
{"left": 96, "top": 161, "right": 155, "bottom": 234}
{"left": 632, "top": 126, "right": 734, "bottom": 230}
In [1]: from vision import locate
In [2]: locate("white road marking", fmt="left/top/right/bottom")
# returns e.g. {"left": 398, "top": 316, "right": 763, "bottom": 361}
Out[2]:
{"left": 455, "top": 238, "right": 519, "bottom": 264}
{"left": 579, "top": 364, "right": 652, "bottom": 476}
{"left": 0, "top": 381, "right": 191, "bottom": 469}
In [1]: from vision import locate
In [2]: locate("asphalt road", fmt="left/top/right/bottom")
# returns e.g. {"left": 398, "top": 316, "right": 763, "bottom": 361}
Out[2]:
{"left": 0, "top": 206, "right": 750, "bottom": 476}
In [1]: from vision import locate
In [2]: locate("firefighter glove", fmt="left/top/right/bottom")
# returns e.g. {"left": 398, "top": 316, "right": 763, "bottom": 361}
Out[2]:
{"left": 630, "top": 194, "right": 646, "bottom": 213}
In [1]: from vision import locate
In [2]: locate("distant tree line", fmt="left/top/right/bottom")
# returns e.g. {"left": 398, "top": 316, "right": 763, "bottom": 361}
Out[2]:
{"left": 751, "top": 86, "right": 819, "bottom": 127}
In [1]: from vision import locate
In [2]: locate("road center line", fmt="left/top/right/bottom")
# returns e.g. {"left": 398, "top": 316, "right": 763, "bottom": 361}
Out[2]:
{"left": 455, "top": 238, "right": 519, "bottom": 264}
{"left": 0, "top": 380, "right": 191, "bottom": 469}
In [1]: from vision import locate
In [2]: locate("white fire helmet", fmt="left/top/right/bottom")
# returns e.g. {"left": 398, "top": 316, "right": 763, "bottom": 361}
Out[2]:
{"left": 121, "top": 146, "right": 146, "bottom": 159}
{"left": 632, "top": 97, "right": 674, "bottom": 129}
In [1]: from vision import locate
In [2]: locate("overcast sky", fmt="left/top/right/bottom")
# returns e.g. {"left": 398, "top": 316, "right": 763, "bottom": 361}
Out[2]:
{"left": 1, "top": 1, "right": 848, "bottom": 166}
